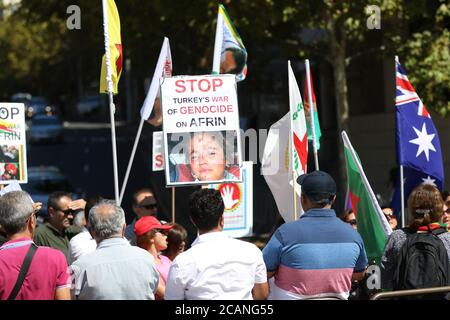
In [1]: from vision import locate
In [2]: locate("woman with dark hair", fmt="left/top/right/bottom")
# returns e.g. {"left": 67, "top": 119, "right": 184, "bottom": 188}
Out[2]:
{"left": 134, "top": 216, "right": 173, "bottom": 300}
{"left": 162, "top": 223, "right": 188, "bottom": 262}
{"left": 381, "top": 184, "right": 450, "bottom": 290}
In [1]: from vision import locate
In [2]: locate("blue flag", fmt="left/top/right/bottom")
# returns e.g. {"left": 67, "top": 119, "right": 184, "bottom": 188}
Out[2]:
{"left": 391, "top": 59, "right": 445, "bottom": 215}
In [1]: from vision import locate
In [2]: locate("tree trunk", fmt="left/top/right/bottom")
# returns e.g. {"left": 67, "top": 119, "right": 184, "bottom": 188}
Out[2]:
{"left": 332, "top": 46, "right": 349, "bottom": 197}
{"left": 327, "top": 19, "right": 349, "bottom": 201}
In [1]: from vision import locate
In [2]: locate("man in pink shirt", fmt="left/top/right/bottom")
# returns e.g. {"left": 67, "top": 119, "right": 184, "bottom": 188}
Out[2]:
{"left": 0, "top": 191, "right": 71, "bottom": 300}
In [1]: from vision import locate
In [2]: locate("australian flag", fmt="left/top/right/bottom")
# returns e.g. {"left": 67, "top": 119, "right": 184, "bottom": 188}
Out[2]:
{"left": 391, "top": 59, "right": 445, "bottom": 217}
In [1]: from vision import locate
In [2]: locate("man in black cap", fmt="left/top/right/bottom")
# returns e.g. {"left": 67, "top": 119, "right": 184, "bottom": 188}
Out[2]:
{"left": 262, "top": 170, "right": 368, "bottom": 300}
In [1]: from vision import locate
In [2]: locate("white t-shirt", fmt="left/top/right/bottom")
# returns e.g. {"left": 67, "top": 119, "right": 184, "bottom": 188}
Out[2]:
{"left": 165, "top": 232, "right": 267, "bottom": 300}
{"left": 68, "top": 227, "right": 97, "bottom": 265}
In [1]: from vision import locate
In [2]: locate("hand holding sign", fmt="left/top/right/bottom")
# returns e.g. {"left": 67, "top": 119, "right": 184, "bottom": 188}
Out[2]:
{"left": 221, "top": 184, "right": 238, "bottom": 209}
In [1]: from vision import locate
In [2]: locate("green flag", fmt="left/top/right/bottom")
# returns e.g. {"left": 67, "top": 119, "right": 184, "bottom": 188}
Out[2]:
{"left": 342, "top": 131, "right": 392, "bottom": 263}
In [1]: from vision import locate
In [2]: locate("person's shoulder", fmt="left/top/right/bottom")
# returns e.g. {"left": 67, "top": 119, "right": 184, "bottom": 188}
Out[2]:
{"left": 35, "top": 223, "right": 50, "bottom": 234}
{"left": 437, "top": 230, "right": 450, "bottom": 241}
{"left": 69, "top": 230, "right": 89, "bottom": 244}
{"left": 388, "top": 228, "right": 408, "bottom": 241}
{"left": 36, "top": 246, "right": 68, "bottom": 264}
{"left": 127, "top": 245, "right": 156, "bottom": 261}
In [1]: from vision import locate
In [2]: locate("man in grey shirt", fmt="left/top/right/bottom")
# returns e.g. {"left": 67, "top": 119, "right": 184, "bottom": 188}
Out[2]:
{"left": 70, "top": 200, "right": 159, "bottom": 300}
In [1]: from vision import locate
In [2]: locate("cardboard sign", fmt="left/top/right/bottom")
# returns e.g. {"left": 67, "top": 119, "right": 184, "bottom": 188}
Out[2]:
{"left": 0, "top": 103, "right": 27, "bottom": 184}
{"left": 160, "top": 74, "right": 242, "bottom": 186}
{"left": 208, "top": 161, "right": 253, "bottom": 238}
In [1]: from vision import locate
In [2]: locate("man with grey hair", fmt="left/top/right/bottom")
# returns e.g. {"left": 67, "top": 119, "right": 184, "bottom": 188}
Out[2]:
{"left": 70, "top": 200, "right": 159, "bottom": 300}
{"left": 0, "top": 191, "right": 71, "bottom": 300}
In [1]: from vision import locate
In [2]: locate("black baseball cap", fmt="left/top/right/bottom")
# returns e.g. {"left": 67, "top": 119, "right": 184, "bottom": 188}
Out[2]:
{"left": 296, "top": 170, "right": 337, "bottom": 203}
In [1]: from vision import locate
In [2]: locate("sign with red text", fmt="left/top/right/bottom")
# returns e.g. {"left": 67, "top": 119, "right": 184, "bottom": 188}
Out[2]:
{"left": 0, "top": 103, "right": 27, "bottom": 184}
{"left": 152, "top": 131, "right": 164, "bottom": 171}
{"left": 160, "top": 74, "right": 242, "bottom": 186}
{"left": 208, "top": 161, "right": 253, "bottom": 238}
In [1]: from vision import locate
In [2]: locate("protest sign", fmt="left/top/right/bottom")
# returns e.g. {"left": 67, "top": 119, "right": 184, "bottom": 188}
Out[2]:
{"left": 152, "top": 131, "right": 164, "bottom": 171}
{"left": 160, "top": 74, "right": 242, "bottom": 186}
{"left": 0, "top": 103, "right": 27, "bottom": 184}
{"left": 208, "top": 161, "right": 253, "bottom": 238}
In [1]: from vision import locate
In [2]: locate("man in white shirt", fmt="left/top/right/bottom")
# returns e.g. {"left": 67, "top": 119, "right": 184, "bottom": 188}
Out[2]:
{"left": 68, "top": 196, "right": 102, "bottom": 264}
{"left": 165, "top": 189, "right": 268, "bottom": 300}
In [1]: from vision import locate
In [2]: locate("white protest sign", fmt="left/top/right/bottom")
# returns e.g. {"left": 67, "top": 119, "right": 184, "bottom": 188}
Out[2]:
{"left": 0, "top": 181, "right": 22, "bottom": 196}
{"left": 152, "top": 131, "right": 164, "bottom": 171}
{"left": 160, "top": 74, "right": 242, "bottom": 186}
{"left": 0, "top": 103, "right": 27, "bottom": 184}
{"left": 208, "top": 161, "right": 253, "bottom": 238}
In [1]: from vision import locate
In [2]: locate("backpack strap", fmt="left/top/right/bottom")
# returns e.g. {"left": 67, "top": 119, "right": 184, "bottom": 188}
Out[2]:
{"left": 7, "top": 243, "right": 38, "bottom": 300}
{"left": 431, "top": 227, "right": 448, "bottom": 237}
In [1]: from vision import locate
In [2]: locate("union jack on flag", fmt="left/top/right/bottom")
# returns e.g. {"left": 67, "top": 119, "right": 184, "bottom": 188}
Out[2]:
{"left": 391, "top": 59, "right": 444, "bottom": 216}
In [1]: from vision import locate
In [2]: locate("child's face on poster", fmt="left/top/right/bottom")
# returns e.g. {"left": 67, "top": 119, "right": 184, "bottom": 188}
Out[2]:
{"left": 189, "top": 133, "right": 226, "bottom": 181}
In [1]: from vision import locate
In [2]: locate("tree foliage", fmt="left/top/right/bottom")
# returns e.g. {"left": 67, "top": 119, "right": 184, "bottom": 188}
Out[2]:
{"left": 0, "top": 0, "right": 447, "bottom": 118}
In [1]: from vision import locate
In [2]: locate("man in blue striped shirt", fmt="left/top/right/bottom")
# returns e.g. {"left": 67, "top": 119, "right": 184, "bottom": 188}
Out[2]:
{"left": 263, "top": 170, "right": 368, "bottom": 300}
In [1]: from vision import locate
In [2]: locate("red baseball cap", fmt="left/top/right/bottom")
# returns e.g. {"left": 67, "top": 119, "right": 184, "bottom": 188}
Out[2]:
{"left": 5, "top": 163, "right": 17, "bottom": 175}
{"left": 134, "top": 216, "right": 172, "bottom": 237}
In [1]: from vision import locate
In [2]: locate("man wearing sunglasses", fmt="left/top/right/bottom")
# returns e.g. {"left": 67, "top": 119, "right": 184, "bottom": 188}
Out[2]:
{"left": 125, "top": 188, "right": 159, "bottom": 246}
{"left": 34, "top": 191, "right": 85, "bottom": 262}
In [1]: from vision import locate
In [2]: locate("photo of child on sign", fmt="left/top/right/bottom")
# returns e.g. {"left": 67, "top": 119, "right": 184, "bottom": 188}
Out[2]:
{"left": 167, "top": 130, "right": 240, "bottom": 184}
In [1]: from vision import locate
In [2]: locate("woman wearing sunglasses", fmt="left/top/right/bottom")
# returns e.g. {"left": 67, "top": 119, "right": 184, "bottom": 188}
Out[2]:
{"left": 134, "top": 216, "right": 173, "bottom": 300}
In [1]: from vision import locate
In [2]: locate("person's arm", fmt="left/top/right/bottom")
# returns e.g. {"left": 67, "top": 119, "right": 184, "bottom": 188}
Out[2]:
{"left": 351, "top": 271, "right": 366, "bottom": 282}
{"left": 68, "top": 199, "right": 86, "bottom": 211}
{"left": 155, "top": 275, "right": 166, "bottom": 299}
{"left": 164, "top": 262, "right": 186, "bottom": 300}
{"left": 352, "top": 235, "right": 369, "bottom": 282}
{"left": 252, "top": 282, "right": 269, "bottom": 300}
{"left": 262, "top": 230, "right": 284, "bottom": 278}
{"left": 55, "top": 287, "right": 71, "bottom": 300}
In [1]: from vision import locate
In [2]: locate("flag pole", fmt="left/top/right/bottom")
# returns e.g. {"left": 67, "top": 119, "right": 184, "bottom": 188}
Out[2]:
{"left": 171, "top": 187, "right": 176, "bottom": 223}
{"left": 212, "top": 5, "right": 224, "bottom": 74}
{"left": 342, "top": 131, "right": 392, "bottom": 235}
{"left": 288, "top": 60, "right": 297, "bottom": 221}
{"left": 102, "top": 0, "right": 120, "bottom": 203}
{"left": 305, "top": 59, "right": 319, "bottom": 171}
{"left": 118, "top": 117, "right": 145, "bottom": 205}
{"left": 400, "top": 165, "right": 405, "bottom": 227}
{"left": 394, "top": 55, "right": 406, "bottom": 228}
{"left": 293, "top": 170, "right": 297, "bottom": 221}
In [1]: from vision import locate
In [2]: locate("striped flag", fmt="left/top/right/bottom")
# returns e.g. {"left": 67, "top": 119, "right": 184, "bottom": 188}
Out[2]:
{"left": 288, "top": 61, "right": 308, "bottom": 196}
{"left": 99, "top": 0, "right": 122, "bottom": 94}
{"left": 212, "top": 4, "right": 247, "bottom": 82}
{"left": 303, "top": 69, "right": 322, "bottom": 150}
{"left": 342, "top": 131, "right": 391, "bottom": 263}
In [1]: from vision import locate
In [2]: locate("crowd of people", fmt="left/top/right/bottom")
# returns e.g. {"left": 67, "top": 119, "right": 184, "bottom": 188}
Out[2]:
{"left": 0, "top": 170, "right": 449, "bottom": 300}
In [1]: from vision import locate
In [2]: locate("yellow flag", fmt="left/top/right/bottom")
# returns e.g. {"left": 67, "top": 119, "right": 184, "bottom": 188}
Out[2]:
{"left": 99, "top": 0, "right": 122, "bottom": 94}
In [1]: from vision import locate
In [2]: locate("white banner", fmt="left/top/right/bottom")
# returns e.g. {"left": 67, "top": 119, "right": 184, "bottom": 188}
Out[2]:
{"left": 0, "top": 103, "right": 27, "bottom": 184}
{"left": 209, "top": 161, "right": 253, "bottom": 238}
{"left": 140, "top": 37, "right": 172, "bottom": 120}
{"left": 160, "top": 74, "right": 242, "bottom": 186}
{"left": 152, "top": 131, "right": 164, "bottom": 171}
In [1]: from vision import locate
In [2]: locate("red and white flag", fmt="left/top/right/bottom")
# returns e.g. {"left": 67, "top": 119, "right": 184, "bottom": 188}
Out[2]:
{"left": 288, "top": 61, "right": 308, "bottom": 195}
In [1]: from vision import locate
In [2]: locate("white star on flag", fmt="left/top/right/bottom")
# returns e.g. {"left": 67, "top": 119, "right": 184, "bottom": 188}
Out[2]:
{"left": 409, "top": 123, "right": 436, "bottom": 161}
{"left": 422, "top": 176, "right": 436, "bottom": 186}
